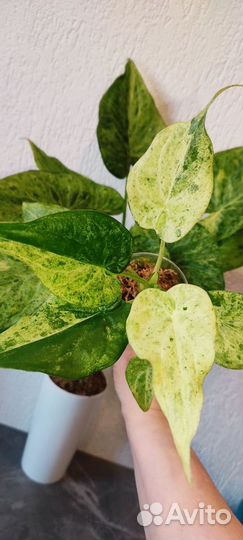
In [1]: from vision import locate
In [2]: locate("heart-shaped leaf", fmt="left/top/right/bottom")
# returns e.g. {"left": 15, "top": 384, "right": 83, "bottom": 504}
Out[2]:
{"left": 0, "top": 302, "right": 130, "bottom": 379}
{"left": 126, "top": 357, "right": 153, "bottom": 411}
{"left": 0, "top": 255, "right": 48, "bottom": 331}
{"left": 0, "top": 239, "right": 121, "bottom": 315}
{"left": 203, "top": 147, "right": 243, "bottom": 240}
{"left": 0, "top": 170, "right": 124, "bottom": 222}
{"left": 22, "top": 202, "right": 67, "bottom": 222}
{"left": 127, "top": 87, "right": 242, "bottom": 243}
{"left": 127, "top": 114, "right": 214, "bottom": 242}
{"left": 0, "top": 210, "right": 133, "bottom": 273}
{"left": 97, "top": 59, "right": 166, "bottom": 178}
{"left": 126, "top": 285, "right": 216, "bottom": 480}
{"left": 209, "top": 290, "right": 243, "bottom": 369}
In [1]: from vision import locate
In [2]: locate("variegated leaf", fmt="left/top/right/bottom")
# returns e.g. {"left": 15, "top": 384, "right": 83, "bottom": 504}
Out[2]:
{"left": 127, "top": 114, "right": 213, "bottom": 242}
{"left": 97, "top": 59, "right": 165, "bottom": 178}
{"left": 127, "top": 87, "right": 242, "bottom": 243}
{"left": 126, "top": 285, "right": 216, "bottom": 480}
{"left": 203, "top": 147, "right": 243, "bottom": 240}
{"left": 0, "top": 239, "right": 121, "bottom": 315}
{"left": 0, "top": 255, "right": 48, "bottom": 331}
{"left": 0, "top": 302, "right": 130, "bottom": 379}
{"left": 0, "top": 169, "right": 124, "bottom": 221}
{"left": 0, "top": 210, "right": 132, "bottom": 273}
{"left": 126, "top": 357, "right": 153, "bottom": 411}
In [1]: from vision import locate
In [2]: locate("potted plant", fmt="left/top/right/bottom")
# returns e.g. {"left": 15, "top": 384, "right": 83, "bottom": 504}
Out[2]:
{"left": 0, "top": 59, "right": 169, "bottom": 483}
{"left": 0, "top": 61, "right": 242, "bottom": 484}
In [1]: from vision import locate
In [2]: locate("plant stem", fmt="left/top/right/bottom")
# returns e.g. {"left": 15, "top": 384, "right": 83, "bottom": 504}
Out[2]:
{"left": 118, "top": 270, "right": 150, "bottom": 288}
{"left": 122, "top": 177, "right": 128, "bottom": 227}
{"left": 149, "top": 240, "right": 165, "bottom": 285}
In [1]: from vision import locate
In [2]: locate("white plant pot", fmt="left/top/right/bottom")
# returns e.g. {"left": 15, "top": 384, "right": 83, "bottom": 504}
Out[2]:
{"left": 21, "top": 374, "right": 105, "bottom": 484}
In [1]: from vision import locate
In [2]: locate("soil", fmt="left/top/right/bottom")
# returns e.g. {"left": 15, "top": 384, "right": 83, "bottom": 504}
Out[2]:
{"left": 52, "top": 371, "right": 107, "bottom": 396}
{"left": 118, "top": 258, "right": 180, "bottom": 302}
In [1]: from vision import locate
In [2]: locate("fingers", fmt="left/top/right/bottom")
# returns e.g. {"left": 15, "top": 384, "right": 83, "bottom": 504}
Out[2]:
{"left": 114, "top": 344, "right": 135, "bottom": 377}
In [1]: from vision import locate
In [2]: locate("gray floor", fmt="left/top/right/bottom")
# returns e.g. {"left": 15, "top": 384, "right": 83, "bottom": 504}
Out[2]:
{"left": 0, "top": 424, "right": 144, "bottom": 540}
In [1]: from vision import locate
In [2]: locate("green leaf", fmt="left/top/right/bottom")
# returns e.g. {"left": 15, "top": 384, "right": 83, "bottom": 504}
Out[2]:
{"left": 22, "top": 202, "right": 67, "bottom": 222}
{"left": 0, "top": 302, "right": 130, "bottom": 379}
{"left": 0, "top": 255, "right": 48, "bottom": 331}
{"left": 0, "top": 239, "right": 122, "bottom": 315}
{"left": 168, "top": 224, "right": 225, "bottom": 290}
{"left": 0, "top": 210, "right": 133, "bottom": 273}
{"left": 126, "top": 357, "right": 153, "bottom": 411}
{"left": 97, "top": 59, "right": 166, "bottom": 178}
{"left": 217, "top": 229, "right": 243, "bottom": 272}
{"left": 209, "top": 290, "right": 243, "bottom": 369}
{"left": 203, "top": 148, "right": 243, "bottom": 240}
{"left": 0, "top": 170, "right": 124, "bottom": 221}
{"left": 127, "top": 87, "right": 242, "bottom": 243}
{"left": 130, "top": 224, "right": 160, "bottom": 254}
{"left": 28, "top": 140, "right": 71, "bottom": 173}
{"left": 126, "top": 285, "right": 216, "bottom": 480}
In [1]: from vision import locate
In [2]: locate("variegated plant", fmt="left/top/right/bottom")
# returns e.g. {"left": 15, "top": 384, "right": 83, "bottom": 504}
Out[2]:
{"left": 0, "top": 61, "right": 242, "bottom": 481}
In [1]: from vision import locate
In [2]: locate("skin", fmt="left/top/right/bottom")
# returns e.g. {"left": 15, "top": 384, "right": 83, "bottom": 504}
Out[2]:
{"left": 113, "top": 345, "right": 243, "bottom": 540}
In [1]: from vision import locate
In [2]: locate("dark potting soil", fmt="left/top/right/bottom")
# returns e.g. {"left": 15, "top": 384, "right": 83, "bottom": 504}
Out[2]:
{"left": 52, "top": 371, "right": 107, "bottom": 396}
{"left": 118, "top": 259, "right": 180, "bottom": 302}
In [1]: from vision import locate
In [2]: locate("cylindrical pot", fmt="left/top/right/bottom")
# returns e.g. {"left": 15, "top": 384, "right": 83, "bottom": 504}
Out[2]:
{"left": 21, "top": 375, "right": 105, "bottom": 484}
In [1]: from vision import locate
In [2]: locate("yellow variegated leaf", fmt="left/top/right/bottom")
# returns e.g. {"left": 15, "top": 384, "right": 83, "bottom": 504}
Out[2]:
{"left": 126, "top": 285, "right": 216, "bottom": 480}
{"left": 0, "top": 239, "right": 121, "bottom": 315}
{"left": 0, "top": 295, "right": 86, "bottom": 354}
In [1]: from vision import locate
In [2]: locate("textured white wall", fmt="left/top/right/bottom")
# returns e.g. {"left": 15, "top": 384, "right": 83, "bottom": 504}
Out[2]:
{"left": 0, "top": 0, "right": 243, "bottom": 510}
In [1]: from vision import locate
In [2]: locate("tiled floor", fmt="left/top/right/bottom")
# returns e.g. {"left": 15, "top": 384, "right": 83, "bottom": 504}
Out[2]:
{"left": 0, "top": 424, "right": 144, "bottom": 540}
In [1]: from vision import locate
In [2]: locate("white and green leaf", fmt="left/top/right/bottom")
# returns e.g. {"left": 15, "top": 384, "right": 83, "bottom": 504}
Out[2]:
{"left": 127, "top": 87, "right": 242, "bottom": 243}
{"left": 209, "top": 290, "right": 243, "bottom": 369}
{"left": 127, "top": 114, "right": 213, "bottom": 242}
{"left": 126, "top": 285, "right": 216, "bottom": 480}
